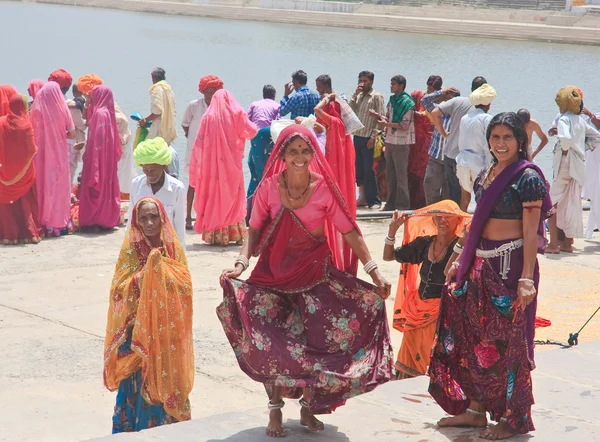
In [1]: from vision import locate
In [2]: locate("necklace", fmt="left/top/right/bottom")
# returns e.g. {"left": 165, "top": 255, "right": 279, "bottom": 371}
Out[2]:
{"left": 431, "top": 237, "right": 452, "bottom": 263}
{"left": 484, "top": 165, "right": 496, "bottom": 186}
{"left": 283, "top": 171, "right": 311, "bottom": 201}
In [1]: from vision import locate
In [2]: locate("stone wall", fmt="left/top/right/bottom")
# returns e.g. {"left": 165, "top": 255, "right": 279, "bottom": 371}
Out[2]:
{"left": 260, "top": 0, "right": 358, "bottom": 13}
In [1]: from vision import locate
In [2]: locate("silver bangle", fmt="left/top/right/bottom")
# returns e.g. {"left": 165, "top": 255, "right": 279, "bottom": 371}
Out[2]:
{"left": 518, "top": 278, "right": 535, "bottom": 285}
{"left": 385, "top": 235, "right": 396, "bottom": 246}
{"left": 451, "top": 261, "right": 460, "bottom": 268}
{"left": 235, "top": 256, "right": 249, "bottom": 271}
{"left": 363, "top": 260, "right": 378, "bottom": 274}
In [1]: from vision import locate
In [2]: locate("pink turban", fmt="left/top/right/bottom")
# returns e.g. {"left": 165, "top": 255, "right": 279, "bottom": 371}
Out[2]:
{"left": 48, "top": 69, "right": 73, "bottom": 90}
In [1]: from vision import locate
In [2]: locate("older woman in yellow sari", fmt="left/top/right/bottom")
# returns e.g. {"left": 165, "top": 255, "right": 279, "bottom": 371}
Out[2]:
{"left": 383, "top": 200, "right": 470, "bottom": 379}
{"left": 103, "top": 197, "right": 194, "bottom": 433}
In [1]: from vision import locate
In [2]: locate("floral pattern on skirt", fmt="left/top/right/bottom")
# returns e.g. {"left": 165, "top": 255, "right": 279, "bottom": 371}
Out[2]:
{"left": 202, "top": 221, "right": 247, "bottom": 245}
{"left": 218, "top": 266, "right": 393, "bottom": 414}
{"left": 428, "top": 252, "right": 535, "bottom": 434}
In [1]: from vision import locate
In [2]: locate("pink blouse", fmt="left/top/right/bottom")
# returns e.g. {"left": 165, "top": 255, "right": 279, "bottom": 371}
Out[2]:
{"left": 250, "top": 174, "right": 354, "bottom": 234}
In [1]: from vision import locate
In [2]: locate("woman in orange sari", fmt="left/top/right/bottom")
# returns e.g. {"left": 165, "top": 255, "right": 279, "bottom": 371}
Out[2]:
{"left": 383, "top": 200, "right": 470, "bottom": 378}
{"left": 103, "top": 197, "right": 194, "bottom": 433}
{"left": 0, "top": 94, "right": 42, "bottom": 244}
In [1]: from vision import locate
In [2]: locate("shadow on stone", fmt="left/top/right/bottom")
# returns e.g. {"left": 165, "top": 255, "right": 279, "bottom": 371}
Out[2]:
{"left": 205, "top": 419, "right": 349, "bottom": 441}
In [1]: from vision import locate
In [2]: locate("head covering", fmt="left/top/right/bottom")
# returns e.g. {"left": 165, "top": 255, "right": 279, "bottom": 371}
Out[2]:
{"left": 198, "top": 75, "right": 224, "bottom": 93}
{"left": 79, "top": 85, "right": 123, "bottom": 229}
{"left": 394, "top": 200, "right": 471, "bottom": 331}
{"left": 104, "top": 196, "right": 193, "bottom": 422}
{"left": 190, "top": 90, "right": 257, "bottom": 232}
{"left": 258, "top": 124, "right": 360, "bottom": 273}
{"left": 28, "top": 80, "right": 45, "bottom": 99}
{"left": 134, "top": 137, "right": 172, "bottom": 166}
{"left": 30, "top": 82, "right": 74, "bottom": 229}
{"left": 469, "top": 83, "right": 497, "bottom": 106}
{"left": 555, "top": 86, "right": 583, "bottom": 114}
{"left": 0, "top": 85, "right": 18, "bottom": 117}
{"left": 0, "top": 94, "right": 37, "bottom": 204}
{"left": 76, "top": 74, "right": 103, "bottom": 95}
{"left": 48, "top": 69, "right": 73, "bottom": 90}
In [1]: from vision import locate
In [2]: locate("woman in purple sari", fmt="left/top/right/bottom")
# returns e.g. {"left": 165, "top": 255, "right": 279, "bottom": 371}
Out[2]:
{"left": 429, "top": 113, "right": 552, "bottom": 440}
{"left": 219, "top": 125, "right": 393, "bottom": 438}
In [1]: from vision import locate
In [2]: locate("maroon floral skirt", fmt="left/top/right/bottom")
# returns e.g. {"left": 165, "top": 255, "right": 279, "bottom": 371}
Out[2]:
{"left": 428, "top": 240, "right": 536, "bottom": 434}
{"left": 218, "top": 266, "right": 393, "bottom": 414}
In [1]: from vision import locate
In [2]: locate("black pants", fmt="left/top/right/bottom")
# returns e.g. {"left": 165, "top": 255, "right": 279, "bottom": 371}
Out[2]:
{"left": 353, "top": 135, "right": 380, "bottom": 206}
{"left": 444, "top": 156, "right": 461, "bottom": 205}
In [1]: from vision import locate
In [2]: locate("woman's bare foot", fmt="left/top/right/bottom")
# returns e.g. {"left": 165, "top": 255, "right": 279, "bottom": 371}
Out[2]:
{"left": 479, "top": 421, "right": 514, "bottom": 440}
{"left": 300, "top": 406, "right": 325, "bottom": 432}
{"left": 266, "top": 408, "right": 285, "bottom": 438}
{"left": 185, "top": 217, "right": 193, "bottom": 230}
{"left": 545, "top": 243, "right": 560, "bottom": 254}
{"left": 438, "top": 410, "right": 487, "bottom": 428}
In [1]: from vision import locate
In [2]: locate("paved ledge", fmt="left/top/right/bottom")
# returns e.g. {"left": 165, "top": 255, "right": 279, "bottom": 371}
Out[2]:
{"left": 87, "top": 342, "right": 600, "bottom": 441}
{"left": 22, "top": 0, "right": 600, "bottom": 45}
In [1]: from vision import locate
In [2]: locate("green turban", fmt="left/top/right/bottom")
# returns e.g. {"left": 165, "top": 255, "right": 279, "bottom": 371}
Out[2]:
{"left": 134, "top": 137, "right": 172, "bottom": 167}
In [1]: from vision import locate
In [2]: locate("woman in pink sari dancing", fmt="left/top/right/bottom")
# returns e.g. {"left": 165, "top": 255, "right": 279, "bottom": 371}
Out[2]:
{"left": 30, "top": 82, "right": 75, "bottom": 237}
{"left": 219, "top": 125, "right": 393, "bottom": 438}
{"left": 190, "top": 89, "right": 257, "bottom": 245}
{"left": 79, "top": 85, "right": 122, "bottom": 230}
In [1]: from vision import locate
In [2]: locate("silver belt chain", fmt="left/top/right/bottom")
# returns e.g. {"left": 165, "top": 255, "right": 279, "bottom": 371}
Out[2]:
{"left": 475, "top": 239, "right": 524, "bottom": 280}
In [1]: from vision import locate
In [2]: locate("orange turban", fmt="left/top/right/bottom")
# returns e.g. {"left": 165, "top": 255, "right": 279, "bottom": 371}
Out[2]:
{"left": 198, "top": 75, "right": 224, "bottom": 93}
{"left": 76, "top": 74, "right": 103, "bottom": 95}
{"left": 48, "top": 69, "right": 73, "bottom": 90}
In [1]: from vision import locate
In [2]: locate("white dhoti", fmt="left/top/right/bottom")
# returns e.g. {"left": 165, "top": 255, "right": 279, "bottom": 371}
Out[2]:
{"left": 68, "top": 141, "right": 81, "bottom": 184}
{"left": 551, "top": 152, "right": 583, "bottom": 239}
{"left": 584, "top": 148, "right": 600, "bottom": 238}
{"left": 117, "top": 142, "right": 134, "bottom": 194}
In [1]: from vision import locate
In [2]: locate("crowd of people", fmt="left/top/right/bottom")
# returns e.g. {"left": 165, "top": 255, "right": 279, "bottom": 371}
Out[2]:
{"left": 1, "top": 66, "right": 600, "bottom": 440}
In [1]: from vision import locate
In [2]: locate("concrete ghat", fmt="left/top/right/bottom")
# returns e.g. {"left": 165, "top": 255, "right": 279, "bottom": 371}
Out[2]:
{"left": 87, "top": 342, "right": 600, "bottom": 441}
{"left": 24, "top": 0, "right": 600, "bottom": 46}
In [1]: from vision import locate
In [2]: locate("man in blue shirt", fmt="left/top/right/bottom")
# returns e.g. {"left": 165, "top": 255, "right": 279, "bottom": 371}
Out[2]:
{"left": 280, "top": 70, "right": 320, "bottom": 119}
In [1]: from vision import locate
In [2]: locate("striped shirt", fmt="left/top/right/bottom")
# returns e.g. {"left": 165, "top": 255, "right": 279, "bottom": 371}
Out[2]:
{"left": 421, "top": 90, "right": 452, "bottom": 161}
{"left": 349, "top": 89, "right": 385, "bottom": 138}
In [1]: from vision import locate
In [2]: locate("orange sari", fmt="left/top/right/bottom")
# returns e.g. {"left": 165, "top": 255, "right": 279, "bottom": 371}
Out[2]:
{"left": 103, "top": 197, "right": 194, "bottom": 422}
{"left": 393, "top": 200, "right": 470, "bottom": 378}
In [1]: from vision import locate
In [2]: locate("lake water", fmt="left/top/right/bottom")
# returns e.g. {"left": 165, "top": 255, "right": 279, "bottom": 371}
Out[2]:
{"left": 4, "top": 1, "right": 600, "bottom": 185}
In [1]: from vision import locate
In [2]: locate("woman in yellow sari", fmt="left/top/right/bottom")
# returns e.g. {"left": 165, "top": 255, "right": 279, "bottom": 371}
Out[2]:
{"left": 103, "top": 197, "right": 194, "bottom": 433}
{"left": 383, "top": 200, "right": 470, "bottom": 379}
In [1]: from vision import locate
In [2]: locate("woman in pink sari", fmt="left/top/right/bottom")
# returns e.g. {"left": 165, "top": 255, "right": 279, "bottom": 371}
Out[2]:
{"left": 27, "top": 80, "right": 45, "bottom": 109}
{"left": 79, "top": 85, "right": 122, "bottom": 230}
{"left": 219, "top": 125, "right": 393, "bottom": 438}
{"left": 409, "top": 90, "right": 432, "bottom": 210}
{"left": 190, "top": 89, "right": 257, "bottom": 245}
{"left": 31, "top": 82, "right": 75, "bottom": 237}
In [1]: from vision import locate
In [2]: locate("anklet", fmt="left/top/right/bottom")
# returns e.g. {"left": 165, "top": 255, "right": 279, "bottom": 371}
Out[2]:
{"left": 268, "top": 399, "right": 285, "bottom": 410}
{"left": 466, "top": 408, "right": 486, "bottom": 416}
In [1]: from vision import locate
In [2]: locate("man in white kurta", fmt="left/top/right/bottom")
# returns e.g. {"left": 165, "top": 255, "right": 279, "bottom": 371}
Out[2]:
{"left": 548, "top": 87, "right": 600, "bottom": 252}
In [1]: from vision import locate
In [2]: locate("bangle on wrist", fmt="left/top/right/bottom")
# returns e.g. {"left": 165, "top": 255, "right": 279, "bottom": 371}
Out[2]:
{"left": 234, "top": 255, "right": 250, "bottom": 271}
{"left": 453, "top": 243, "right": 464, "bottom": 254}
{"left": 451, "top": 261, "right": 460, "bottom": 268}
{"left": 385, "top": 235, "right": 396, "bottom": 246}
{"left": 518, "top": 278, "right": 535, "bottom": 285}
{"left": 363, "top": 260, "right": 378, "bottom": 275}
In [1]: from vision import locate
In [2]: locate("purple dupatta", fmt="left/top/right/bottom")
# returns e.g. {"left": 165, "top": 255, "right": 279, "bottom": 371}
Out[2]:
{"left": 456, "top": 160, "right": 553, "bottom": 284}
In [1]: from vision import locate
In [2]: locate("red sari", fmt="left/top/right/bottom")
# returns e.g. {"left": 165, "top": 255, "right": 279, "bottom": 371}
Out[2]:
{"left": 218, "top": 125, "right": 392, "bottom": 414}
{"left": 317, "top": 101, "right": 358, "bottom": 275}
{"left": 0, "top": 94, "right": 42, "bottom": 244}
{"left": 408, "top": 91, "right": 432, "bottom": 209}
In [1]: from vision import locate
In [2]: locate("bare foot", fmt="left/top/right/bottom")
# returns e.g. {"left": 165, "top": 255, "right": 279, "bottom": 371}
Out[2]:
{"left": 479, "top": 421, "right": 514, "bottom": 440}
{"left": 186, "top": 218, "right": 193, "bottom": 230}
{"left": 438, "top": 411, "right": 487, "bottom": 428}
{"left": 561, "top": 246, "right": 574, "bottom": 253}
{"left": 545, "top": 244, "right": 560, "bottom": 254}
{"left": 300, "top": 406, "right": 325, "bottom": 431}
{"left": 266, "top": 408, "right": 285, "bottom": 438}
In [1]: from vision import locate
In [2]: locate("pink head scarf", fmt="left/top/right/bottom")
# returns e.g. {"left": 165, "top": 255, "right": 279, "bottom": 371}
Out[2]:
{"left": 31, "top": 82, "right": 74, "bottom": 229}
{"left": 79, "top": 85, "right": 122, "bottom": 228}
{"left": 190, "top": 89, "right": 258, "bottom": 232}
{"left": 28, "top": 80, "right": 45, "bottom": 99}
{"left": 0, "top": 85, "right": 18, "bottom": 117}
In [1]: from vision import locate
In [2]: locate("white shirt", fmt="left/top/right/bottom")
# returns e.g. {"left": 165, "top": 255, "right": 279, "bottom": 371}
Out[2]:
{"left": 456, "top": 108, "right": 493, "bottom": 174}
{"left": 181, "top": 98, "right": 208, "bottom": 169}
{"left": 127, "top": 173, "right": 187, "bottom": 249}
